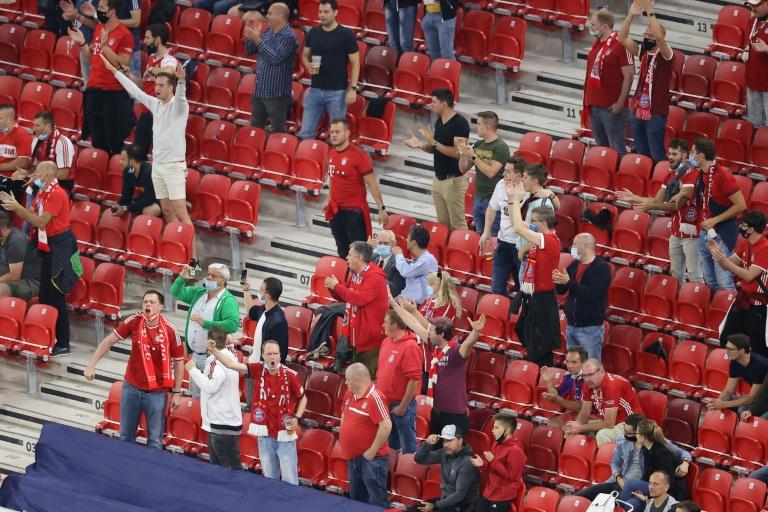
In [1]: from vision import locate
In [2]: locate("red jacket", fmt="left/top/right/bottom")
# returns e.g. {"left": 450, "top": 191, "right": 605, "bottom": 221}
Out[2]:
{"left": 330, "top": 263, "right": 388, "bottom": 353}
{"left": 482, "top": 436, "right": 526, "bottom": 501}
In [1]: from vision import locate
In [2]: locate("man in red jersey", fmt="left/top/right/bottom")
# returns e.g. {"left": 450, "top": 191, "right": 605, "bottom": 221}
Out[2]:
{"left": 84, "top": 289, "right": 184, "bottom": 448}
{"left": 339, "top": 362, "right": 392, "bottom": 508}
{"left": 323, "top": 118, "right": 388, "bottom": 259}
{"left": 567, "top": 358, "right": 644, "bottom": 445}
{"left": 325, "top": 240, "right": 389, "bottom": 377}
{"left": 745, "top": 0, "right": 768, "bottom": 128}
{"left": 376, "top": 310, "right": 423, "bottom": 454}
{"left": 0, "top": 105, "right": 32, "bottom": 176}
{"left": 67, "top": 0, "right": 135, "bottom": 155}
{"left": 713, "top": 210, "right": 768, "bottom": 358}
{"left": 584, "top": 8, "right": 634, "bottom": 156}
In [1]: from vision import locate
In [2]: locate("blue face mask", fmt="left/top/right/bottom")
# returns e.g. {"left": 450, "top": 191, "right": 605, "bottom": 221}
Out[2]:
{"left": 34, "top": 178, "right": 44, "bottom": 188}
{"left": 254, "top": 291, "right": 264, "bottom": 302}
{"left": 0, "top": 127, "right": 9, "bottom": 135}
{"left": 529, "top": 223, "right": 539, "bottom": 233}
{"left": 688, "top": 155, "right": 699, "bottom": 168}
{"left": 425, "top": 285, "right": 434, "bottom": 297}
{"left": 203, "top": 279, "right": 218, "bottom": 291}
{"left": 374, "top": 244, "right": 392, "bottom": 259}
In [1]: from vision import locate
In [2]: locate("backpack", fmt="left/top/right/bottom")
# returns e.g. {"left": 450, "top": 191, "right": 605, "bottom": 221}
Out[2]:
{"left": 586, "top": 492, "right": 635, "bottom": 512}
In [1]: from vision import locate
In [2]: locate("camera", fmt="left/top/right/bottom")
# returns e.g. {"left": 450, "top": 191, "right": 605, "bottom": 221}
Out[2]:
{"left": 0, "top": 176, "right": 24, "bottom": 195}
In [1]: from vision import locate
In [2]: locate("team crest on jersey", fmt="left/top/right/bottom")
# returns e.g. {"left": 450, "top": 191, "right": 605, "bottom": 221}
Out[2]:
{"left": 341, "top": 158, "right": 347, "bottom": 166}
{"left": 108, "top": 38, "right": 115, "bottom": 46}
{"left": 388, "top": 353, "right": 395, "bottom": 363}
{"left": 361, "top": 401, "right": 368, "bottom": 410}
{"left": 253, "top": 407, "right": 266, "bottom": 422}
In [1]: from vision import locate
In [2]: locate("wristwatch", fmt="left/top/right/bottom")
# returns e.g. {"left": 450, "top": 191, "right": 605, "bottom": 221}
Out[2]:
{"left": 471, "top": 155, "right": 477, "bottom": 162}
{"left": 172, "top": 389, "right": 182, "bottom": 394}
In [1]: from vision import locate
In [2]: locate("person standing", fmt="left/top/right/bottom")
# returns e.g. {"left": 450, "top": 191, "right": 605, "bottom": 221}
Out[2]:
{"left": 171, "top": 263, "right": 240, "bottom": 398}
{"left": 471, "top": 414, "right": 526, "bottom": 512}
{"left": 0, "top": 162, "right": 78, "bottom": 357}
{"left": 370, "top": 230, "right": 406, "bottom": 297}
{"left": 421, "top": 0, "right": 460, "bottom": 61}
{"left": 405, "top": 89, "right": 470, "bottom": 230}
{"left": 376, "top": 310, "right": 423, "bottom": 454}
{"left": 510, "top": 183, "right": 560, "bottom": 367}
{"left": 618, "top": 0, "right": 674, "bottom": 164}
{"left": 67, "top": 0, "right": 135, "bottom": 156}
{"left": 242, "top": 276, "right": 288, "bottom": 362}
{"left": 324, "top": 118, "right": 388, "bottom": 259}
{"left": 384, "top": 0, "right": 417, "bottom": 55}
{"left": 392, "top": 224, "right": 439, "bottom": 305}
{"left": 340, "top": 362, "right": 392, "bottom": 508}
{"left": 297, "top": 0, "right": 360, "bottom": 139}
{"left": 693, "top": 137, "right": 747, "bottom": 292}
{"left": 745, "top": 0, "right": 768, "bottom": 128}
{"left": 712, "top": 212, "right": 768, "bottom": 357}
{"left": 708, "top": 334, "right": 768, "bottom": 411}
{"left": 100, "top": 54, "right": 193, "bottom": 236}
{"left": 209, "top": 339, "right": 307, "bottom": 483}
{"left": 409, "top": 425, "right": 479, "bottom": 512}
{"left": 114, "top": 143, "right": 162, "bottom": 218}
{"left": 0, "top": 105, "right": 32, "bottom": 176}
{"left": 617, "top": 139, "right": 701, "bottom": 284}
{"left": 84, "top": 290, "right": 184, "bottom": 448}
{"left": 186, "top": 327, "right": 243, "bottom": 470}
{"left": 540, "top": 346, "right": 588, "bottom": 429}
{"left": 26, "top": 112, "right": 76, "bottom": 195}
{"left": 325, "top": 241, "right": 389, "bottom": 376}
{"left": 458, "top": 111, "right": 510, "bottom": 236}
{"left": 244, "top": 3, "right": 298, "bottom": 133}
{"left": 567, "top": 359, "right": 644, "bottom": 445}
{"left": 553, "top": 233, "right": 611, "bottom": 360}
{"left": 584, "top": 8, "right": 634, "bottom": 156}
{"left": 122, "top": 23, "right": 178, "bottom": 159}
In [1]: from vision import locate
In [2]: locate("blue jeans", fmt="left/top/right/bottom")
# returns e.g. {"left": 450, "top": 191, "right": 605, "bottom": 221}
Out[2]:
{"left": 492, "top": 239, "right": 520, "bottom": 295}
{"left": 473, "top": 196, "right": 500, "bottom": 237}
{"left": 750, "top": 465, "right": 768, "bottom": 485}
{"left": 698, "top": 233, "right": 735, "bottom": 292}
{"left": 257, "top": 436, "right": 299, "bottom": 485}
{"left": 194, "top": 0, "right": 239, "bottom": 14}
{"left": 389, "top": 400, "right": 417, "bottom": 453}
{"left": 421, "top": 12, "right": 455, "bottom": 60}
{"left": 566, "top": 323, "right": 605, "bottom": 361}
{"left": 619, "top": 480, "right": 648, "bottom": 511}
{"left": 385, "top": 3, "right": 416, "bottom": 53}
{"left": 119, "top": 381, "right": 167, "bottom": 450}
{"left": 590, "top": 106, "right": 628, "bottom": 156}
{"left": 630, "top": 113, "right": 666, "bottom": 164}
{"left": 348, "top": 455, "right": 389, "bottom": 507}
{"left": 297, "top": 88, "right": 347, "bottom": 139}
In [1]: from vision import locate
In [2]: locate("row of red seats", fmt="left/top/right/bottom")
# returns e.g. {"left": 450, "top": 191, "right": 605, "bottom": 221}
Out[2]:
{"left": 706, "top": 4, "right": 758, "bottom": 61}
{"left": 0, "top": 298, "right": 58, "bottom": 360}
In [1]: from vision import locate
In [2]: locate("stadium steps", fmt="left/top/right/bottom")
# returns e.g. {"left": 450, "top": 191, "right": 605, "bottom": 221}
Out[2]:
{"left": 0, "top": 395, "right": 102, "bottom": 432}
{"left": 0, "top": 444, "right": 33, "bottom": 477}
{"left": 39, "top": 379, "right": 111, "bottom": 415}
{"left": 509, "top": 89, "right": 585, "bottom": 125}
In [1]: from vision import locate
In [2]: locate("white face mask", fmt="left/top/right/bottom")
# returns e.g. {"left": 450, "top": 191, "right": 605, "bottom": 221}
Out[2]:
{"left": 570, "top": 247, "right": 581, "bottom": 261}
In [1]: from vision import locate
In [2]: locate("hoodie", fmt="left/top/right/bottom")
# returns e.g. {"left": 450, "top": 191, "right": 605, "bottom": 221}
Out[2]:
{"left": 376, "top": 331, "right": 424, "bottom": 403}
{"left": 187, "top": 346, "right": 243, "bottom": 434}
{"left": 414, "top": 442, "right": 479, "bottom": 509}
{"left": 642, "top": 495, "right": 678, "bottom": 512}
{"left": 329, "top": 263, "right": 388, "bottom": 353}
{"left": 482, "top": 436, "right": 526, "bottom": 502}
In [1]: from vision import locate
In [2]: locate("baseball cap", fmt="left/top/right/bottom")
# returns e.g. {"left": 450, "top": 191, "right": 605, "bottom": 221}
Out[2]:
{"left": 439, "top": 424, "right": 463, "bottom": 440}
{"left": 745, "top": 0, "right": 768, "bottom": 6}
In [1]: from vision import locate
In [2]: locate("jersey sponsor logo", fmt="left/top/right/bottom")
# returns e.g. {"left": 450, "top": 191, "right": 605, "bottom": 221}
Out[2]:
{"left": 0, "top": 144, "right": 18, "bottom": 158}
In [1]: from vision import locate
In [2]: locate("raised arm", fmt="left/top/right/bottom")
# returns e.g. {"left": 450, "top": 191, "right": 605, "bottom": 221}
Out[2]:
{"left": 618, "top": 0, "right": 642, "bottom": 55}
{"left": 458, "top": 314, "right": 486, "bottom": 359}
{"left": 208, "top": 341, "right": 248, "bottom": 373}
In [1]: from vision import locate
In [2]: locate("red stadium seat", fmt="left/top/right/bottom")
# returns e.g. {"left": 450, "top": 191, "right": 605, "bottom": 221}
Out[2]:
{"left": 422, "top": 463, "right": 442, "bottom": 501}
{"left": 223, "top": 180, "right": 261, "bottom": 236}
{"left": 707, "top": 5, "right": 753, "bottom": 60}
{"left": 614, "top": 153, "right": 652, "bottom": 201}
{"left": 667, "top": 340, "right": 708, "bottom": 394}
{"left": 355, "top": 101, "right": 396, "bottom": 157}
{"left": 0, "top": 24, "right": 26, "bottom": 72}
{"left": 675, "top": 55, "right": 717, "bottom": 109}
{"left": 728, "top": 478, "right": 767, "bottom": 512}
{"left": 591, "top": 442, "right": 615, "bottom": 484}
{"left": 16, "top": 304, "right": 57, "bottom": 358}
{"left": 475, "top": 293, "right": 510, "bottom": 349}
{"left": 557, "top": 495, "right": 591, "bottom": 512}
{"left": 125, "top": 215, "right": 164, "bottom": 268}
{"left": 361, "top": 45, "right": 398, "bottom": 96}
{"left": 733, "top": 416, "right": 768, "bottom": 470}
{"left": 637, "top": 390, "right": 668, "bottom": 427}
{"left": 187, "top": 61, "right": 210, "bottom": 108}
{"left": 673, "top": 281, "right": 711, "bottom": 335}
{"left": 0, "top": 75, "right": 22, "bottom": 108}
{"left": 305, "top": 256, "right": 348, "bottom": 305}
{"left": 50, "top": 87, "right": 83, "bottom": 136}
{"left": 701, "top": 347, "right": 741, "bottom": 400}
{"left": 648, "top": 160, "right": 671, "bottom": 196}
{"left": 576, "top": 202, "right": 617, "bottom": 250}
{"left": 602, "top": 324, "right": 641, "bottom": 378}
{"left": 323, "top": 440, "right": 350, "bottom": 493}
{"left": 17, "top": 28, "right": 56, "bottom": 79}
{"left": 750, "top": 181, "right": 768, "bottom": 216}
{"left": 17, "top": 81, "right": 52, "bottom": 125}
{"left": 693, "top": 468, "right": 733, "bottom": 512}
{"left": 336, "top": 0, "right": 363, "bottom": 29}
{"left": 174, "top": 8, "right": 212, "bottom": 57}
{"left": 445, "top": 229, "right": 481, "bottom": 284}
{"left": 610, "top": 209, "right": 651, "bottom": 264}
{"left": 67, "top": 255, "right": 94, "bottom": 309}
{"left": 455, "top": 10, "right": 494, "bottom": 65}
{"left": 197, "top": 119, "right": 236, "bottom": 168}
{"left": 679, "top": 111, "right": 720, "bottom": 146}
{"left": 521, "top": 486, "right": 559, "bottom": 512}
{"left": 705, "top": 61, "right": 746, "bottom": 117}
{"left": 665, "top": 105, "right": 685, "bottom": 148}
{"left": 637, "top": 273, "right": 678, "bottom": 329}
{"left": 750, "top": 126, "right": 768, "bottom": 175}
{"left": 486, "top": 16, "right": 526, "bottom": 72}
{"left": 645, "top": 216, "right": 672, "bottom": 272}
{"left": 73, "top": 148, "right": 109, "bottom": 200}
{"left": 556, "top": 435, "right": 596, "bottom": 490}
{"left": 303, "top": 371, "right": 341, "bottom": 425}
{"left": 70, "top": 201, "right": 101, "bottom": 254}
{"left": 359, "top": 0, "right": 387, "bottom": 45}
{"left": 501, "top": 360, "right": 539, "bottom": 414}
{"left": 233, "top": 72, "right": 255, "bottom": 122}
{"left": 0, "top": 297, "right": 26, "bottom": 350}
{"left": 284, "top": 305, "right": 313, "bottom": 359}
{"left": 635, "top": 332, "right": 675, "bottom": 388}
{"left": 185, "top": 115, "right": 207, "bottom": 162}
{"left": 421, "top": 58, "right": 462, "bottom": 103}
{"left": 576, "top": 146, "right": 619, "bottom": 200}
{"left": 515, "top": 132, "right": 552, "bottom": 164}
{"left": 390, "top": 51, "right": 431, "bottom": 106}
{"left": 205, "top": 15, "right": 242, "bottom": 65}
{"left": 157, "top": 222, "right": 195, "bottom": 273}
{"left": 261, "top": 132, "right": 298, "bottom": 184}
{"left": 205, "top": 67, "right": 241, "bottom": 114}
{"left": 297, "top": 428, "right": 334, "bottom": 485}
{"left": 527, "top": 426, "right": 564, "bottom": 482}
{"left": 716, "top": 119, "right": 753, "bottom": 171}
{"left": 95, "top": 380, "right": 123, "bottom": 434}
{"left": 607, "top": 266, "right": 647, "bottom": 321}
{"left": 421, "top": 220, "right": 449, "bottom": 265}
{"left": 385, "top": 214, "right": 417, "bottom": 252}
{"left": 553, "top": 0, "right": 589, "bottom": 29}
{"left": 164, "top": 395, "right": 203, "bottom": 454}
{"left": 95, "top": 209, "right": 131, "bottom": 260}
{"left": 190, "top": 174, "right": 230, "bottom": 228}
{"left": 50, "top": 35, "right": 82, "bottom": 87}
{"left": 554, "top": 194, "right": 583, "bottom": 249}
{"left": 662, "top": 397, "right": 702, "bottom": 448}
{"left": 706, "top": 290, "right": 736, "bottom": 339}
{"left": 693, "top": 409, "right": 737, "bottom": 463}
{"left": 226, "top": 125, "right": 267, "bottom": 180}
{"left": 391, "top": 453, "right": 429, "bottom": 505}
{"left": 547, "top": 138, "right": 585, "bottom": 193}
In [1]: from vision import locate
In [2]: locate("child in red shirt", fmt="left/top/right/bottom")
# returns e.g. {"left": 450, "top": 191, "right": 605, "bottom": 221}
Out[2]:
{"left": 471, "top": 414, "right": 526, "bottom": 512}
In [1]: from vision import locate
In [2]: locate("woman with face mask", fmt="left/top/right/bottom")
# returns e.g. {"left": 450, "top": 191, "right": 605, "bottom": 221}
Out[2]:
{"left": 470, "top": 414, "right": 526, "bottom": 512}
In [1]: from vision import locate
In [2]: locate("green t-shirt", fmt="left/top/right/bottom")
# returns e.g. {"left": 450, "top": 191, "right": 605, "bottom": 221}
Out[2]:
{"left": 473, "top": 137, "right": 510, "bottom": 199}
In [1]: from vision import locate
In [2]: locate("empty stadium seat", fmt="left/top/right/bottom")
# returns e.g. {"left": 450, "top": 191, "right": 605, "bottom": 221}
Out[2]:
{"left": 190, "top": 174, "right": 230, "bottom": 228}
{"left": 733, "top": 416, "right": 768, "bottom": 471}
{"left": 205, "top": 15, "right": 242, "bottom": 66}
{"left": 391, "top": 452, "right": 429, "bottom": 505}
{"left": 18, "top": 304, "right": 58, "bottom": 359}
{"left": 728, "top": 478, "right": 767, "bottom": 512}
{"left": 174, "top": 8, "right": 212, "bottom": 57}
{"left": 575, "top": 146, "right": 619, "bottom": 200}
{"left": 305, "top": 256, "right": 348, "bottom": 305}
{"left": 261, "top": 132, "right": 299, "bottom": 185}
{"left": 361, "top": 45, "right": 398, "bottom": 96}
{"left": 390, "top": 51, "right": 431, "bottom": 106}
{"left": 297, "top": 428, "right": 334, "bottom": 485}
{"left": 455, "top": 10, "right": 494, "bottom": 65}
{"left": 674, "top": 55, "right": 717, "bottom": 110}
{"left": 555, "top": 435, "right": 596, "bottom": 490}
{"left": 445, "top": 229, "right": 481, "bottom": 284}
{"left": 705, "top": 60, "right": 746, "bottom": 117}
{"left": 0, "top": 297, "right": 26, "bottom": 350}
{"left": 50, "top": 35, "right": 82, "bottom": 87}
{"left": 222, "top": 180, "right": 261, "bottom": 236}
{"left": 486, "top": 16, "right": 526, "bottom": 72}
{"left": 679, "top": 111, "right": 719, "bottom": 146}
{"left": 164, "top": 395, "right": 203, "bottom": 454}
{"left": 521, "top": 486, "right": 560, "bottom": 512}
{"left": 706, "top": 5, "right": 753, "bottom": 60}
{"left": 420, "top": 58, "right": 462, "bottom": 104}
{"left": 16, "top": 28, "right": 56, "bottom": 80}
{"left": 693, "top": 468, "right": 733, "bottom": 512}
{"left": 226, "top": 125, "right": 267, "bottom": 180}
{"left": 662, "top": 397, "right": 702, "bottom": 448}
{"left": 635, "top": 332, "right": 675, "bottom": 388}
{"left": 610, "top": 209, "right": 651, "bottom": 264}
{"left": 157, "top": 222, "right": 195, "bottom": 273}
{"left": 70, "top": 201, "right": 101, "bottom": 254}
{"left": 547, "top": 139, "right": 585, "bottom": 193}
{"left": 17, "top": 81, "right": 52, "bottom": 125}
{"left": 303, "top": 371, "right": 341, "bottom": 426}
{"left": 501, "top": 360, "right": 539, "bottom": 415}
{"left": 607, "top": 266, "right": 647, "bottom": 321}
{"left": 125, "top": 215, "right": 164, "bottom": 269}
{"left": 693, "top": 409, "right": 737, "bottom": 463}
{"left": 0, "top": 24, "right": 26, "bottom": 72}
{"left": 95, "top": 380, "right": 123, "bottom": 435}
{"left": 515, "top": 132, "right": 552, "bottom": 164}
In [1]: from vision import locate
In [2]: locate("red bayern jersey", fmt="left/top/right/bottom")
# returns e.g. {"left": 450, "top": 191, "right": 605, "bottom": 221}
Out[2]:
{"left": 328, "top": 143, "right": 373, "bottom": 210}
{"left": 522, "top": 232, "right": 560, "bottom": 293}
{"left": 115, "top": 314, "right": 184, "bottom": 391}
{"left": 247, "top": 362, "right": 305, "bottom": 438}
{"left": 0, "top": 125, "right": 33, "bottom": 174}
{"left": 584, "top": 34, "right": 634, "bottom": 108}
{"left": 587, "top": 372, "right": 643, "bottom": 424}
{"left": 339, "top": 383, "right": 390, "bottom": 460}
{"left": 88, "top": 23, "right": 135, "bottom": 90}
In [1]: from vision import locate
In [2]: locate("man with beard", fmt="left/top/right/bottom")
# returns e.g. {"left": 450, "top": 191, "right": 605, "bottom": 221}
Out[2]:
{"left": 83, "top": 290, "right": 184, "bottom": 448}
{"left": 113, "top": 143, "right": 161, "bottom": 217}
{"left": 323, "top": 118, "right": 388, "bottom": 259}
{"left": 26, "top": 112, "right": 76, "bottom": 194}
{"left": 617, "top": 139, "right": 701, "bottom": 284}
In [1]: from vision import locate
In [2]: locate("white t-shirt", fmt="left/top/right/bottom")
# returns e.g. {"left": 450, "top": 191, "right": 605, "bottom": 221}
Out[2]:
{"left": 489, "top": 182, "right": 555, "bottom": 247}
{"left": 188, "top": 289, "right": 225, "bottom": 353}
{"left": 248, "top": 313, "right": 267, "bottom": 363}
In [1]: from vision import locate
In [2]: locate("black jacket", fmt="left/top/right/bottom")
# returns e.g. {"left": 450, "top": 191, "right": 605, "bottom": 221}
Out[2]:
{"left": 48, "top": 230, "right": 80, "bottom": 295}
{"left": 248, "top": 304, "right": 289, "bottom": 362}
{"left": 119, "top": 162, "right": 158, "bottom": 215}
{"left": 555, "top": 256, "right": 611, "bottom": 327}
{"left": 373, "top": 254, "right": 406, "bottom": 298}
{"left": 414, "top": 442, "right": 479, "bottom": 509}
{"left": 642, "top": 443, "right": 688, "bottom": 502}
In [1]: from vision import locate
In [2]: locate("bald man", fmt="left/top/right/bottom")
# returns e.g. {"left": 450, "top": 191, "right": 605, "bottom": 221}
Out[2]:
{"left": 243, "top": 2, "right": 298, "bottom": 133}
{"left": 553, "top": 232, "right": 611, "bottom": 360}
{"left": 340, "top": 362, "right": 392, "bottom": 507}
{"left": 0, "top": 161, "right": 78, "bottom": 356}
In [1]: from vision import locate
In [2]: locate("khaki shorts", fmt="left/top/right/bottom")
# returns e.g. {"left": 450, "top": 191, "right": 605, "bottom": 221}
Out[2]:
{"left": 151, "top": 161, "right": 187, "bottom": 200}
{"left": 7, "top": 279, "right": 39, "bottom": 300}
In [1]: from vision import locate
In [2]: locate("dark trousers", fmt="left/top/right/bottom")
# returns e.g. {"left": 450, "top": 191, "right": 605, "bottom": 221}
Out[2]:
{"left": 207, "top": 432, "right": 242, "bottom": 470}
{"left": 491, "top": 240, "right": 520, "bottom": 295}
{"left": 134, "top": 111, "right": 154, "bottom": 160}
{"left": 348, "top": 455, "right": 389, "bottom": 507}
{"left": 429, "top": 409, "right": 469, "bottom": 436}
{"left": 329, "top": 208, "right": 367, "bottom": 258}
{"left": 406, "top": 500, "right": 474, "bottom": 512}
{"left": 40, "top": 250, "right": 70, "bottom": 349}
{"left": 575, "top": 481, "right": 621, "bottom": 501}
{"left": 720, "top": 303, "right": 768, "bottom": 359}
{"left": 86, "top": 88, "right": 135, "bottom": 155}
{"left": 476, "top": 497, "right": 512, "bottom": 512}
{"left": 251, "top": 95, "right": 291, "bottom": 133}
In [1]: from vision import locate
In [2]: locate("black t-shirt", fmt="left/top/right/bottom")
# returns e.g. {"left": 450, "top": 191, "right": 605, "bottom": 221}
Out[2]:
{"left": 730, "top": 353, "right": 768, "bottom": 385}
{"left": 0, "top": 228, "right": 41, "bottom": 280}
{"left": 433, "top": 113, "right": 470, "bottom": 180}
{"left": 306, "top": 24, "right": 358, "bottom": 91}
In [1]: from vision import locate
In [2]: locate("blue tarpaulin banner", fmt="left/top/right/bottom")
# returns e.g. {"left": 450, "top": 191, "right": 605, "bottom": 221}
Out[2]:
{"left": 0, "top": 424, "right": 383, "bottom": 512}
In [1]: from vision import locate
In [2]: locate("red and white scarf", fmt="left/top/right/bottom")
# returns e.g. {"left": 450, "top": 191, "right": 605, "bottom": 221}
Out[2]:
{"left": 136, "top": 314, "right": 175, "bottom": 391}
{"left": 426, "top": 340, "right": 456, "bottom": 406}
{"left": 588, "top": 32, "right": 620, "bottom": 89}
{"left": 630, "top": 50, "right": 659, "bottom": 121}
{"left": 30, "top": 179, "right": 61, "bottom": 252}
{"left": 248, "top": 363, "right": 297, "bottom": 441}
{"left": 31, "top": 128, "right": 65, "bottom": 166}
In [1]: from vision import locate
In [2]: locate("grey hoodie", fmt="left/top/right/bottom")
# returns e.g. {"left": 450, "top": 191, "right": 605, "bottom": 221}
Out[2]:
{"left": 414, "top": 442, "right": 479, "bottom": 509}
{"left": 643, "top": 494, "right": 678, "bottom": 512}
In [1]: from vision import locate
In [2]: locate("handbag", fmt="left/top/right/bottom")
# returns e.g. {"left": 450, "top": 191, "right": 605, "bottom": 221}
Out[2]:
{"left": 586, "top": 491, "right": 634, "bottom": 512}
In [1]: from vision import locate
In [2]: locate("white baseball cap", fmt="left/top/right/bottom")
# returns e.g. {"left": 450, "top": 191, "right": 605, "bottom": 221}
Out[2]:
{"left": 439, "top": 424, "right": 462, "bottom": 440}
{"left": 745, "top": 0, "right": 768, "bottom": 6}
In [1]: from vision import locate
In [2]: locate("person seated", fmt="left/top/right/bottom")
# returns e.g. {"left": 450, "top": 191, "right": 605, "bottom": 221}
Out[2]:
{"left": 708, "top": 333, "right": 768, "bottom": 413}
{"left": 0, "top": 211, "right": 42, "bottom": 300}
{"left": 113, "top": 144, "right": 162, "bottom": 218}
{"left": 392, "top": 225, "right": 438, "bottom": 305}
{"left": 631, "top": 470, "right": 680, "bottom": 512}
{"left": 370, "top": 229, "right": 405, "bottom": 297}
{"left": 675, "top": 501, "right": 702, "bottom": 512}
{"left": 540, "top": 346, "right": 588, "bottom": 428}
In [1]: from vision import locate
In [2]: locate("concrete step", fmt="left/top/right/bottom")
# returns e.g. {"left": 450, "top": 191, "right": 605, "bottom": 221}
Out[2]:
{"left": 39, "top": 379, "right": 111, "bottom": 415}
{"left": 0, "top": 444, "right": 33, "bottom": 476}
{"left": 0, "top": 395, "right": 102, "bottom": 432}
{"left": 510, "top": 88, "right": 584, "bottom": 124}
{"left": 0, "top": 420, "right": 42, "bottom": 457}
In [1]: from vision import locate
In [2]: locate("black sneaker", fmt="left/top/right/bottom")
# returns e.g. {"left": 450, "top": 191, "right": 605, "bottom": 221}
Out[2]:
{"left": 51, "top": 346, "right": 71, "bottom": 357}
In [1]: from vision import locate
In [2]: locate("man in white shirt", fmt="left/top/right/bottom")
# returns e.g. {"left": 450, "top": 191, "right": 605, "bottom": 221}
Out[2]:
{"left": 186, "top": 327, "right": 242, "bottom": 469}
{"left": 25, "top": 111, "right": 76, "bottom": 195}
{"left": 392, "top": 224, "right": 438, "bottom": 305}
{"left": 99, "top": 53, "right": 193, "bottom": 252}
